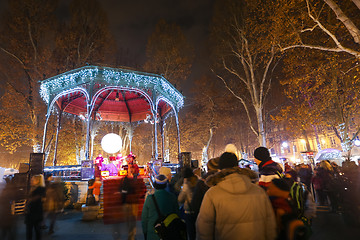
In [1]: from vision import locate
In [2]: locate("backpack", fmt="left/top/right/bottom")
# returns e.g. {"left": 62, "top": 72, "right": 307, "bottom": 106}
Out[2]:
{"left": 151, "top": 195, "right": 187, "bottom": 240}
{"left": 289, "top": 181, "right": 307, "bottom": 220}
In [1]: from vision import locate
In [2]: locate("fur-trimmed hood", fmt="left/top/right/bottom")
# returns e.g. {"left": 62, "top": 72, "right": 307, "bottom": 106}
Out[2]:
{"left": 206, "top": 167, "right": 258, "bottom": 187}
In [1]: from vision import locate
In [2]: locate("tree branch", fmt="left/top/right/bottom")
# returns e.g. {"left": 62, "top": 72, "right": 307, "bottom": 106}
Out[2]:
{"left": 324, "top": 0, "right": 360, "bottom": 44}
{"left": 214, "top": 71, "right": 259, "bottom": 137}
{"left": 281, "top": 44, "right": 360, "bottom": 58}
{"left": 27, "top": 21, "right": 37, "bottom": 63}
{"left": 0, "top": 46, "right": 26, "bottom": 67}
{"left": 352, "top": 0, "right": 360, "bottom": 10}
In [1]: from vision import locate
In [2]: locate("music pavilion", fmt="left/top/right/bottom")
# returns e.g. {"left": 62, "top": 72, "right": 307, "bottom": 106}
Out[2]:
{"left": 39, "top": 65, "right": 184, "bottom": 166}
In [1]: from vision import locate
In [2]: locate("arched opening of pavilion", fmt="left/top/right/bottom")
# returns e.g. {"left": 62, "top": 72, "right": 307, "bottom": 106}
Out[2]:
{"left": 39, "top": 66, "right": 184, "bottom": 166}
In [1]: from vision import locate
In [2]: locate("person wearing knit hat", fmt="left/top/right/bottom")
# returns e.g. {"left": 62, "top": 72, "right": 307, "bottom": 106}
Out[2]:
{"left": 254, "top": 146, "right": 283, "bottom": 189}
{"left": 142, "top": 174, "right": 180, "bottom": 240}
{"left": 254, "top": 146, "right": 271, "bottom": 162}
{"left": 207, "top": 157, "right": 219, "bottom": 172}
{"left": 218, "top": 152, "right": 238, "bottom": 169}
{"left": 153, "top": 174, "right": 168, "bottom": 189}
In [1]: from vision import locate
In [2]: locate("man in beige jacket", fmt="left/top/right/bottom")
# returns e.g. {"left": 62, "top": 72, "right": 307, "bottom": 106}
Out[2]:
{"left": 196, "top": 152, "right": 277, "bottom": 240}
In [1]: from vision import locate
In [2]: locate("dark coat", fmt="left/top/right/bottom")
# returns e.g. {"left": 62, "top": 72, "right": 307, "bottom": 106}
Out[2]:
{"left": 190, "top": 179, "right": 209, "bottom": 218}
{"left": 25, "top": 186, "right": 46, "bottom": 224}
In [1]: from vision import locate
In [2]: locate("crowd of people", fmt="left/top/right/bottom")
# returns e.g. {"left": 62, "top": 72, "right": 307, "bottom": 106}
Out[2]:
{"left": 1, "top": 147, "right": 360, "bottom": 240}
{"left": 141, "top": 147, "right": 360, "bottom": 240}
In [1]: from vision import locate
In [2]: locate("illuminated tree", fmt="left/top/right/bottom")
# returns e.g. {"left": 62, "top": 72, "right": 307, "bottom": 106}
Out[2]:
{"left": 277, "top": 0, "right": 360, "bottom": 59}
{"left": 278, "top": 49, "right": 360, "bottom": 153}
{"left": 210, "top": 0, "right": 285, "bottom": 147}
{"left": 0, "top": 0, "right": 58, "bottom": 152}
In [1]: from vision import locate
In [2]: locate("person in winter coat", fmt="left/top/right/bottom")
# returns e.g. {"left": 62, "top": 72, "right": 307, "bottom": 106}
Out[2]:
{"left": 25, "top": 174, "right": 46, "bottom": 240}
{"left": 178, "top": 167, "right": 198, "bottom": 240}
{"left": 196, "top": 152, "right": 276, "bottom": 240}
{"left": 191, "top": 157, "right": 220, "bottom": 218}
{"left": 44, "top": 176, "right": 65, "bottom": 235}
{"left": 141, "top": 174, "right": 180, "bottom": 240}
{"left": 254, "top": 147, "right": 284, "bottom": 189}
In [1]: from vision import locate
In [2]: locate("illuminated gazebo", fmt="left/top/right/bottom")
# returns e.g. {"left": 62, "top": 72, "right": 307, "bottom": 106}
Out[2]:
{"left": 39, "top": 65, "right": 184, "bottom": 164}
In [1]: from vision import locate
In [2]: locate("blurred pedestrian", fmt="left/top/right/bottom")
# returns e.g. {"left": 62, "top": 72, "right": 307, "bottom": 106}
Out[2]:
{"left": 298, "top": 164, "right": 312, "bottom": 190}
{"left": 44, "top": 176, "right": 65, "bottom": 235}
{"left": 88, "top": 177, "right": 102, "bottom": 203}
{"left": 254, "top": 147, "right": 283, "bottom": 189}
{"left": 141, "top": 174, "right": 180, "bottom": 240}
{"left": 178, "top": 167, "right": 198, "bottom": 240}
{"left": 267, "top": 178, "right": 309, "bottom": 240}
{"left": 115, "top": 170, "right": 139, "bottom": 240}
{"left": 0, "top": 177, "right": 17, "bottom": 240}
{"left": 25, "top": 174, "right": 46, "bottom": 240}
{"left": 196, "top": 152, "right": 276, "bottom": 240}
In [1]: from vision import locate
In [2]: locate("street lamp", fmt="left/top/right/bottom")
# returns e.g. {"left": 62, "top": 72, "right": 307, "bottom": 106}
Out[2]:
{"left": 282, "top": 142, "right": 289, "bottom": 148}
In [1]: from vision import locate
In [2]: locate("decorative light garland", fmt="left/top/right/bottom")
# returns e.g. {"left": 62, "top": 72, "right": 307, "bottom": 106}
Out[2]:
{"left": 40, "top": 68, "right": 98, "bottom": 103}
{"left": 39, "top": 66, "right": 184, "bottom": 110}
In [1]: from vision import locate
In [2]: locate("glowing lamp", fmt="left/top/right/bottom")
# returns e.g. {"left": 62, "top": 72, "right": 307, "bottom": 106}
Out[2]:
{"left": 101, "top": 133, "right": 122, "bottom": 154}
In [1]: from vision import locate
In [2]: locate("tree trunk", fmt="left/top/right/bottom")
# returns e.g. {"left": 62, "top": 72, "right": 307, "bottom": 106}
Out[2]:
{"left": 256, "top": 108, "right": 266, "bottom": 147}
{"left": 338, "top": 122, "right": 352, "bottom": 152}
{"left": 202, "top": 128, "right": 214, "bottom": 167}
{"left": 312, "top": 125, "right": 322, "bottom": 151}
{"left": 302, "top": 129, "right": 311, "bottom": 151}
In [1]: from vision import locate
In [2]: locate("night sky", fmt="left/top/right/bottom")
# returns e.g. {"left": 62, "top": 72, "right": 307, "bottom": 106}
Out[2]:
{"left": 55, "top": 0, "right": 215, "bottom": 77}
{"left": 0, "top": 0, "right": 215, "bottom": 71}
{"left": 99, "top": 0, "right": 215, "bottom": 64}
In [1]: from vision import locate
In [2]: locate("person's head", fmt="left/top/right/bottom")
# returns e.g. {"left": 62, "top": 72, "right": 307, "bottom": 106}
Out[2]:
{"left": 319, "top": 160, "right": 333, "bottom": 171}
{"left": 159, "top": 166, "right": 172, "bottom": 181}
{"left": 153, "top": 174, "right": 168, "bottom": 190}
{"left": 182, "top": 167, "right": 194, "bottom": 179}
{"left": 193, "top": 168, "right": 201, "bottom": 178}
{"left": 46, "top": 174, "right": 53, "bottom": 182}
{"left": 207, "top": 157, "right": 219, "bottom": 172}
{"left": 267, "top": 178, "right": 291, "bottom": 198}
{"left": 31, "top": 174, "right": 45, "bottom": 188}
{"left": 218, "top": 152, "right": 238, "bottom": 170}
{"left": 253, "top": 147, "right": 271, "bottom": 165}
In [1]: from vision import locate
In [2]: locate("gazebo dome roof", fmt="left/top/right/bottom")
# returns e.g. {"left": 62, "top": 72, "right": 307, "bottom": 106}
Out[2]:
{"left": 39, "top": 65, "right": 184, "bottom": 122}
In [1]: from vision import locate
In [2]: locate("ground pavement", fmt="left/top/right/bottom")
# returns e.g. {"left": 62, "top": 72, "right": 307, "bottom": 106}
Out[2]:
{"left": 14, "top": 206, "right": 360, "bottom": 240}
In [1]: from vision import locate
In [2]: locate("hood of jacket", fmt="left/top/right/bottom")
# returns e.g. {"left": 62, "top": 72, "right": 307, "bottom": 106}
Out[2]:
{"left": 205, "top": 167, "right": 258, "bottom": 194}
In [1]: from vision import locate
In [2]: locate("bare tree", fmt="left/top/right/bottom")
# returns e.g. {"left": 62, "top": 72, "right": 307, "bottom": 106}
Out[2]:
{"left": 211, "top": 0, "right": 283, "bottom": 146}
